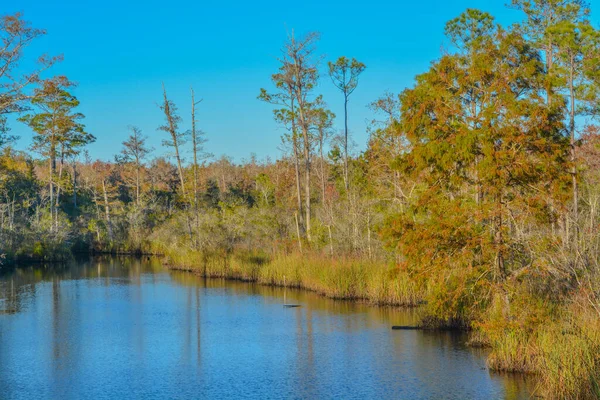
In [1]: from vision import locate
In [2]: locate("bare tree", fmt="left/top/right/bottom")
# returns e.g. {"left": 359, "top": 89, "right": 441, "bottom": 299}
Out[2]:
{"left": 189, "top": 87, "right": 211, "bottom": 249}
{"left": 190, "top": 88, "right": 211, "bottom": 209}
{"left": 159, "top": 83, "right": 187, "bottom": 196}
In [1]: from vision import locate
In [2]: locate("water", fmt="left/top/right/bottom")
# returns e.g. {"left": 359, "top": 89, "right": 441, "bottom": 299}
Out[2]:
{"left": 0, "top": 257, "right": 532, "bottom": 399}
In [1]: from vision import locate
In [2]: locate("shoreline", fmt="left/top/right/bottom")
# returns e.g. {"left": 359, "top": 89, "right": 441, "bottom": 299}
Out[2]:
{"left": 157, "top": 249, "right": 424, "bottom": 310}
{"left": 164, "top": 262, "right": 426, "bottom": 308}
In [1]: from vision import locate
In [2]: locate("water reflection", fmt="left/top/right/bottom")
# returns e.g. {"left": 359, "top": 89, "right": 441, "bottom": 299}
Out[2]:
{"left": 0, "top": 257, "right": 533, "bottom": 399}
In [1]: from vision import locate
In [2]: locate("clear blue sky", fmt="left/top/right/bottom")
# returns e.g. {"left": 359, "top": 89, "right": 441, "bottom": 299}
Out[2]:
{"left": 5, "top": 0, "right": 599, "bottom": 163}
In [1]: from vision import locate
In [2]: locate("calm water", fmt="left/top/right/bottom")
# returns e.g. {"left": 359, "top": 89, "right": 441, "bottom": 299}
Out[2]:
{"left": 0, "top": 257, "right": 532, "bottom": 399}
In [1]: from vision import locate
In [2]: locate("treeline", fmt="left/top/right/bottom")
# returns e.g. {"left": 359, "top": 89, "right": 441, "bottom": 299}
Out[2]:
{"left": 0, "top": 13, "right": 387, "bottom": 261}
{"left": 2, "top": 2, "right": 600, "bottom": 397}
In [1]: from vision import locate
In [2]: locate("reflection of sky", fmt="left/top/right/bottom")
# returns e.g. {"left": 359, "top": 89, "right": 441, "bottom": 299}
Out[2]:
{"left": 0, "top": 258, "right": 532, "bottom": 399}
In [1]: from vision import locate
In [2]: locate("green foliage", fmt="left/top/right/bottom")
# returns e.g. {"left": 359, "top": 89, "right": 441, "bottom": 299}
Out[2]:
{"left": 203, "top": 178, "right": 220, "bottom": 209}
{"left": 382, "top": 9, "right": 570, "bottom": 326}
{"left": 19, "top": 76, "right": 94, "bottom": 159}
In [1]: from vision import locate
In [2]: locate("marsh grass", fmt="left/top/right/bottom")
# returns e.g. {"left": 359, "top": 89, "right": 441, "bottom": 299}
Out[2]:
{"left": 480, "top": 297, "right": 600, "bottom": 399}
{"left": 162, "top": 248, "right": 422, "bottom": 307}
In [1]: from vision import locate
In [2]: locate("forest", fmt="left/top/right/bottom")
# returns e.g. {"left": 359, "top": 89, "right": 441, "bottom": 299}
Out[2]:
{"left": 2, "top": 1, "right": 600, "bottom": 398}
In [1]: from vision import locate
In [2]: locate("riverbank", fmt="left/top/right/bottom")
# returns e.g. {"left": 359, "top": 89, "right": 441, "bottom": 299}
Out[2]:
{"left": 162, "top": 249, "right": 422, "bottom": 307}
{"left": 158, "top": 247, "right": 600, "bottom": 399}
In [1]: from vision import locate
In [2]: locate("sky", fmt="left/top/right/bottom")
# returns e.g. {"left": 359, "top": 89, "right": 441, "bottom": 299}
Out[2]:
{"left": 4, "top": 0, "right": 599, "bottom": 163}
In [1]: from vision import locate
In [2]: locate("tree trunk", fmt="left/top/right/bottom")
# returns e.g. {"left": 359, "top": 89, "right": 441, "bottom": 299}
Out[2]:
{"left": 292, "top": 134, "right": 303, "bottom": 232}
{"left": 495, "top": 197, "right": 506, "bottom": 282}
{"left": 328, "top": 224, "right": 333, "bottom": 257}
{"left": 9, "top": 195, "right": 15, "bottom": 231}
{"left": 49, "top": 144, "right": 56, "bottom": 233}
{"left": 545, "top": 42, "right": 553, "bottom": 105}
{"left": 102, "top": 179, "right": 113, "bottom": 241}
{"left": 304, "top": 138, "right": 311, "bottom": 242}
{"left": 294, "top": 211, "right": 302, "bottom": 253}
{"left": 569, "top": 54, "right": 578, "bottom": 250}
{"left": 174, "top": 143, "right": 186, "bottom": 196}
{"left": 291, "top": 51, "right": 313, "bottom": 241}
{"left": 191, "top": 88, "right": 199, "bottom": 210}
{"left": 295, "top": 102, "right": 311, "bottom": 241}
{"left": 343, "top": 93, "right": 349, "bottom": 191}
{"left": 72, "top": 162, "right": 77, "bottom": 211}
{"left": 319, "top": 134, "right": 326, "bottom": 204}
{"left": 136, "top": 165, "right": 140, "bottom": 206}
{"left": 191, "top": 88, "right": 200, "bottom": 249}
{"left": 162, "top": 83, "right": 186, "bottom": 196}
{"left": 55, "top": 146, "right": 65, "bottom": 209}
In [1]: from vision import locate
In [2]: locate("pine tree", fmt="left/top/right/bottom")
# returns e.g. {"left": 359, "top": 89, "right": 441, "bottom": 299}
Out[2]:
{"left": 118, "top": 126, "right": 152, "bottom": 206}
{"left": 328, "top": 56, "right": 365, "bottom": 190}
{"left": 19, "top": 76, "right": 94, "bottom": 231}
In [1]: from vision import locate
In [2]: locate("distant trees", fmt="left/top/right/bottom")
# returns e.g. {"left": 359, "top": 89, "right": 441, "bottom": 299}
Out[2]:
{"left": 4, "top": 6, "right": 599, "bottom": 274}
{"left": 118, "top": 126, "right": 152, "bottom": 206}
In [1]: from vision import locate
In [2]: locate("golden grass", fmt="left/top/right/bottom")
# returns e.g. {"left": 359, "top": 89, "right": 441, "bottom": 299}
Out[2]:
{"left": 483, "top": 302, "right": 600, "bottom": 399}
{"left": 162, "top": 248, "right": 422, "bottom": 307}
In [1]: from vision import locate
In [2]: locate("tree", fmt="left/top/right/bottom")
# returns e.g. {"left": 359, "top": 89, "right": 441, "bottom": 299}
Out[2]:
{"left": 190, "top": 88, "right": 209, "bottom": 210}
{"left": 510, "top": 0, "right": 588, "bottom": 103}
{"left": 511, "top": 0, "right": 594, "bottom": 245}
{"left": 19, "top": 76, "right": 94, "bottom": 232}
{"left": 552, "top": 18, "right": 600, "bottom": 246}
{"left": 367, "top": 91, "right": 408, "bottom": 204}
{"left": 188, "top": 87, "right": 212, "bottom": 249}
{"left": 0, "top": 13, "right": 61, "bottom": 123}
{"left": 328, "top": 56, "right": 366, "bottom": 190}
{"left": 259, "top": 65, "right": 304, "bottom": 236}
{"left": 384, "top": 9, "right": 567, "bottom": 320}
{"left": 203, "top": 178, "right": 220, "bottom": 209}
{"left": 83, "top": 161, "right": 118, "bottom": 243}
{"left": 313, "top": 106, "right": 335, "bottom": 204}
{"left": 260, "top": 31, "right": 321, "bottom": 240}
{"left": 118, "top": 126, "right": 152, "bottom": 206}
{"left": 159, "top": 84, "right": 187, "bottom": 197}
{"left": 147, "top": 157, "right": 179, "bottom": 203}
